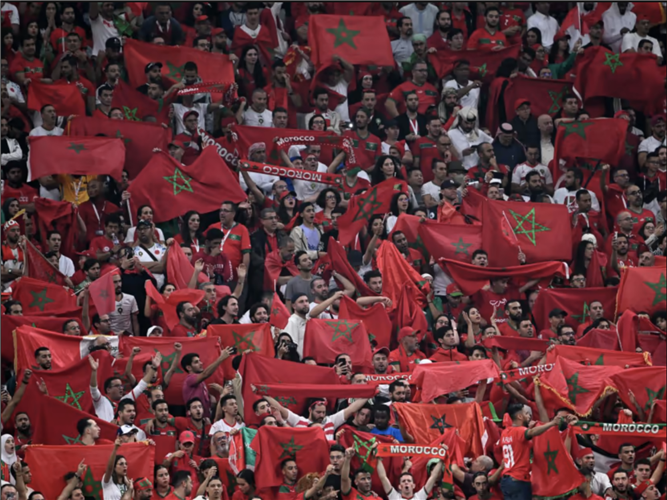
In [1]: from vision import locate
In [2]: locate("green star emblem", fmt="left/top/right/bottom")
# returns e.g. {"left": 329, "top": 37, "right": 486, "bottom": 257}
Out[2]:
{"left": 367, "top": 332, "right": 376, "bottom": 345}
{"left": 278, "top": 436, "right": 304, "bottom": 459}
{"left": 256, "top": 385, "right": 269, "bottom": 395}
{"left": 450, "top": 237, "right": 472, "bottom": 256}
{"left": 352, "top": 187, "right": 382, "bottom": 222}
{"left": 122, "top": 106, "right": 139, "bottom": 121}
{"left": 157, "top": 349, "right": 184, "bottom": 374}
{"left": 510, "top": 208, "right": 550, "bottom": 246}
{"left": 326, "top": 319, "right": 358, "bottom": 343}
{"left": 63, "top": 434, "right": 83, "bottom": 444}
{"left": 163, "top": 167, "right": 194, "bottom": 195}
{"left": 29, "top": 288, "right": 54, "bottom": 312}
{"left": 325, "top": 18, "right": 361, "bottom": 49}
{"left": 115, "top": 130, "right": 132, "bottom": 145}
{"left": 566, "top": 372, "right": 590, "bottom": 404}
{"left": 544, "top": 441, "right": 559, "bottom": 474}
{"left": 602, "top": 53, "right": 623, "bottom": 74}
{"left": 274, "top": 396, "right": 297, "bottom": 407}
{"left": 594, "top": 354, "right": 604, "bottom": 365}
{"left": 644, "top": 386, "right": 665, "bottom": 412}
{"left": 54, "top": 383, "right": 86, "bottom": 410}
{"left": 625, "top": 141, "right": 635, "bottom": 156}
{"left": 353, "top": 434, "right": 376, "bottom": 471}
{"left": 644, "top": 273, "right": 666, "bottom": 306}
{"left": 477, "top": 63, "right": 488, "bottom": 77}
{"left": 67, "top": 143, "right": 86, "bottom": 154}
{"left": 81, "top": 465, "right": 103, "bottom": 500}
{"left": 547, "top": 85, "right": 569, "bottom": 114}
{"left": 165, "top": 61, "right": 186, "bottom": 79}
{"left": 232, "top": 330, "right": 258, "bottom": 352}
{"left": 571, "top": 302, "right": 590, "bottom": 324}
{"left": 561, "top": 120, "right": 594, "bottom": 139}
{"left": 430, "top": 415, "right": 452, "bottom": 434}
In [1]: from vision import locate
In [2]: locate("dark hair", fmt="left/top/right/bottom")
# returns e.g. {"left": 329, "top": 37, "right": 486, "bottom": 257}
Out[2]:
{"left": 363, "top": 269, "right": 382, "bottom": 283}
{"left": 186, "top": 397, "right": 203, "bottom": 411}
{"left": 249, "top": 303, "right": 269, "bottom": 322}
{"left": 34, "top": 346, "right": 50, "bottom": 359}
{"left": 549, "top": 35, "right": 570, "bottom": 64}
{"left": 83, "top": 258, "right": 99, "bottom": 272}
{"left": 172, "top": 471, "right": 192, "bottom": 488}
{"left": 181, "top": 353, "right": 200, "bottom": 373}
{"left": 294, "top": 250, "right": 309, "bottom": 267}
{"left": 316, "top": 188, "right": 341, "bottom": 210}
{"left": 308, "top": 113, "right": 327, "bottom": 130}
{"left": 485, "top": 6, "right": 500, "bottom": 17}
{"left": 76, "top": 418, "right": 94, "bottom": 436}
{"left": 507, "top": 403, "right": 525, "bottom": 420}
{"left": 397, "top": 16, "right": 411, "bottom": 30}
{"left": 236, "top": 469, "right": 255, "bottom": 486}
{"left": 389, "top": 192, "right": 410, "bottom": 217}
{"left": 329, "top": 443, "right": 345, "bottom": 454}
{"left": 179, "top": 211, "right": 203, "bottom": 247}
{"left": 151, "top": 398, "right": 169, "bottom": 411}
{"left": 447, "top": 28, "right": 464, "bottom": 41}
{"left": 370, "top": 155, "right": 404, "bottom": 186}
{"left": 568, "top": 167, "right": 584, "bottom": 184}
{"left": 217, "top": 294, "right": 238, "bottom": 317}
{"left": 176, "top": 301, "right": 190, "bottom": 319}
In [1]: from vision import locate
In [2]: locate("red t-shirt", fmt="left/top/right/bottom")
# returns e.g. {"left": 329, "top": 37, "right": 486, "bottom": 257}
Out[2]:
{"left": 50, "top": 26, "right": 87, "bottom": 54}
{"left": 170, "top": 323, "right": 199, "bottom": 338}
{"left": 9, "top": 53, "right": 44, "bottom": 81}
{"left": 341, "top": 175, "right": 371, "bottom": 201}
{"left": 344, "top": 130, "right": 382, "bottom": 172}
{"left": 387, "top": 80, "right": 439, "bottom": 116}
{"left": 90, "top": 235, "right": 116, "bottom": 258}
{"left": 342, "top": 488, "right": 378, "bottom": 500}
{"left": 173, "top": 417, "right": 211, "bottom": 457}
{"left": 192, "top": 250, "right": 233, "bottom": 285}
{"left": 467, "top": 27, "right": 508, "bottom": 50}
{"left": 500, "top": 425, "right": 532, "bottom": 481}
{"left": 411, "top": 136, "right": 443, "bottom": 184}
{"left": 389, "top": 345, "right": 425, "bottom": 372}
{"left": 2, "top": 184, "right": 38, "bottom": 205}
{"left": 501, "top": 8, "right": 526, "bottom": 45}
{"left": 450, "top": 10, "right": 470, "bottom": 40}
{"left": 174, "top": 132, "right": 201, "bottom": 166}
{"left": 472, "top": 287, "right": 521, "bottom": 324}
{"left": 429, "top": 347, "right": 468, "bottom": 362}
{"left": 78, "top": 199, "right": 120, "bottom": 245}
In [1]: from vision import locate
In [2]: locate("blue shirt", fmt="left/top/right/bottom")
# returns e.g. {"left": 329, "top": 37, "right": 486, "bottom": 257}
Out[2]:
{"left": 371, "top": 426, "right": 404, "bottom": 442}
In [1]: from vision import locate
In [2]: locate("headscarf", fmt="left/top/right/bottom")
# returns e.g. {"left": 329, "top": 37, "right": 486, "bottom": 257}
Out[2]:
{"left": 451, "top": 106, "right": 480, "bottom": 142}
{"left": 437, "top": 87, "right": 458, "bottom": 123}
{"left": 1, "top": 434, "right": 17, "bottom": 482}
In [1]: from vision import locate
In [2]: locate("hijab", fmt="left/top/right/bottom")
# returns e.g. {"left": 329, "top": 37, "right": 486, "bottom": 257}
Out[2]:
{"left": 1, "top": 434, "right": 17, "bottom": 483}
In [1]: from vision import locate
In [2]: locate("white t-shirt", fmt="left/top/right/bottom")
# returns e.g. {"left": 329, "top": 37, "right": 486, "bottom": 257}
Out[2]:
{"left": 308, "top": 302, "right": 338, "bottom": 320}
{"left": 173, "top": 103, "right": 208, "bottom": 135}
{"left": 208, "top": 418, "right": 244, "bottom": 436}
{"left": 638, "top": 135, "right": 665, "bottom": 154}
{"left": 59, "top": 254, "right": 75, "bottom": 277}
{"left": 511, "top": 163, "right": 554, "bottom": 186}
{"left": 326, "top": 78, "right": 350, "bottom": 123}
{"left": 135, "top": 241, "right": 167, "bottom": 289}
{"left": 90, "top": 14, "right": 121, "bottom": 56}
{"left": 621, "top": 32, "right": 662, "bottom": 58}
{"left": 102, "top": 474, "right": 126, "bottom": 500}
{"left": 293, "top": 165, "right": 328, "bottom": 201}
{"left": 243, "top": 107, "right": 273, "bottom": 127}
{"left": 388, "top": 487, "right": 428, "bottom": 500}
{"left": 444, "top": 79, "right": 480, "bottom": 110}
{"left": 29, "top": 126, "right": 64, "bottom": 137}
{"left": 109, "top": 293, "right": 139, "bottom": 335}
{"left": 1, "top": 3, "right": 19, "bottom": 25}
{"left": 553, "top": 187, "right": 600, "bottom": 213}
{"left": 421, "top": 181, "right": 441, "bottom": 203}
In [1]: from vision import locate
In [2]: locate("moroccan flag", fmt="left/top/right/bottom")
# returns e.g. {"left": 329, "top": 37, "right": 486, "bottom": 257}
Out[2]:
{"left": 251, "top": 427, "right": 330, "bottom": 488}
{"left": 26, "top": 442, "right": 154, "bottom": 500}
{"left": 327, "top": 237, "right": 375, "bottom": 297}
{"left": 608, "top": 367, "right": 666, "bottom": 417}
{"left": 68, "top": 116, "right": 172, "bottom": 179}
{"left": 429, "top": 45, "right": 522, "bottom": 81}
{"left": 395, "top": 281, "right": 429, "bottom": 337}
{"left": 338, "top": 295, "right": 391, "bottom": 350}
{"left": 388, "top": 214, "right": 430, "bottom": 261}
{"left": 553, "top": 118, "right": 627, "bottom": 168}
{"left": 118, "top": 335, "right": 223, "bottom": 405}
{"left": 336, "top": 179, "right": 407, "bottom": 246}
{"left": 144, "top": 280, "right": 205, "bottom": 331}
{"left": 338, "top": 428, "right": 404, "bottom": 490}
{"left": 616, "top": 267, "right": 666, "bottom": 317}
{"left": 27, "top": 81, "right": 85, "bottom": 116}
{"left": 269, "top": 292, "right": 290, "bottom": 329}
{"left": 630, "top": 2, "right": 666, "bottom": 24}
{"left": 88, "top": 269, "right": 117, "bottom": 315}
{"left": 229, "top": 427, "right": 257, "bottom": 474}
{"left": 35, "top": 197, "right": 78, "bottom": 258}
{"left": 24, "top": 239, "right": 68, "bottom": 285}
{"left": 536, "top": 356, "right": 622, "bottom": 416}
{"left": 376, "top": 241, "right": 429, "bottom": 310}
{"left": 546, "top": 345, "right": 651, "bottom": 368}
{"left": 166, "top": 242, "right": 231, "bottom": 300}
{"left": 531, "top": 427, "right": 584, "bottom": 498}
{"left": 254, "top": 383, "right": 375, "bottom": 401}
{"left": 123, "top": 39, "right": 235, "bottom": 96}
{"left": 482, "top": 199, "right": 572, "bottom": 266}
{"left": 418, "top": 221, "right": 482, "bottom": 262}
{"left": 393, "top": 402, "right": 486, "bottom": 458}
{"left": 264, "top": 249, "right": 298, "bottom": 291}
{"left": 238, "top": 353, "right": 339, "bottom": 425}
{"left": 532, "top": 287, "right": 617, "bottom": 331}
{"left": 503, "top": 75, "right": 573, "bottom": 119}
{"left": 12, "top": 276, "right": 77, "bottom": 315}
{"left": 127, "top": 148, "right": 246, "bottom": 223}
{"left": 308, "top": 15, "right": 394, "bottom": 67}
{"left": 638, "top": 335, "right": 665, "bottom": 367}
{"left": 573, "top": 47, "right": 664, "bottom": 114}
{"left": 460, "top": 186, "right": 486, "bottom": 222}
{"left": 438, "top": 259, "right": 569, "bottom": 296}
{"left": 412, "top": 361, "right": 500, "bottom": 403}
{"left": 28, "top": 136, "right": 125, "bottom": 180}
{"left": 304, "top": 318, "right": 373, "bottom": 368}
{"left": 110, "top": 80, "right": 172, "bottom": 123}
{"left": 207, "top": 323, "right": 275, "bottom": 380}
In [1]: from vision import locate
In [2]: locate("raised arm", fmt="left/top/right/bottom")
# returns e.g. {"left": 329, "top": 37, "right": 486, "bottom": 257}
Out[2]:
{"left": 195, "top": 347, "right": 234, "bottom": 385}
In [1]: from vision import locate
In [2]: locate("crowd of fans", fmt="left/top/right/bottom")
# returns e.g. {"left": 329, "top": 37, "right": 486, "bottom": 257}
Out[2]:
{"left": 0, "top": 1, "right": 666, "bottom": 500}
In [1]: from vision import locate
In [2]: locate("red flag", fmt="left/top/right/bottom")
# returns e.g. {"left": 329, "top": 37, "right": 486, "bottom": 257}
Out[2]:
{"left": 144, "top": 280, "right": 205, "bottom": 331}
{"left": 438, "top": 258, "right": 569, "bottom": 296}
{"left": 336, "top": 179, "right": 407, "bottom": 246}
{"left": 327, "top": 237, "right": 375, "bottom": 297}
{"left": 338, "top": 295, "right": 391, "bottom": 350}
{"left": 110, "top": 80, "right": 172, "bottom": 123}
{"left": 615, "top": 309, "right": 639, "bottom": 352}
{"left": 532, "top": 287, "right": 617, "bottom": 331}
{"left": 629, "top": 2, "right": 666, "bottom": 24}
{"left": 127, "top": 148, "right": 246, "bottom": 223}
{"left": 26, "top": 442, "right": 154, "bottom": 500}
{"left": 482, "top": 199, "right": 572, "bottom": 266}
{"left": 24, "top": 239, "right": 68, "bottom": 285}
{"left": 230, "top": 23, "right": 277, "bottom": 65}
{"left": 304, "top": 318, "right": 373, "bottom": 367}
{"left": 412, "top": 361, "right": 500, "bottom": 403}
{"left": 68, "top": 116, "right": 172, "bottom": 179}
{"left": 28, "top": 136, "right": 125, "bottom": 180}
{"left": 264, "top": 249, "right": 299, "bottom": 291}
{"left": 1, "top": 314, "right": 83, "bottom": 364}
{"left": 396, "top": 280, "right": 429, "bottom": 336}
{"left": 251, "top": 427, "right": 330, "bottom": 488}
{"left": 27, "top": 81, "right": 85, "bottom": 116}
{"left": 418, "top": 220, "right": 482, "bottom": 262}
{"left": 207, "top": 323, "right": 275, "bottom": 380}
{"left": 393, "top": 402, "right": 486, "bottom": 457}
{"left": 254, "top": 383, "right": 375, "bottom": 400}
{"left": 88, "top": 269, "right": 118, "bottom": 315}
{"left": 12, "top": 276, "right": 77, "bottom": 316}
{"left": 388, "top": 214, "right": 429, "bottom": 261}
{"left": 429, "top": 45, "right": 522, "bottom": 82}
{"left": 376, "top": 241, "right": 429, "bottom": 310}
{"left": 531, "top": 427, "right": 585, "bottom": 498}
{"left": 165, "top": 242, "right": 230, "bottom": 300}
{"left": 239, "top": 353, "right": 339, "bottom": 425}
{"left": 308, "top": 15, "right": 394, "bottom": 67}
{"left": 553, "top": 118, "right": 627, "bottom": 168}
{"left": 616, "top": 268, "right": 666, "bottom": 317}
{"left": 545, "top": 345, "right": 651, "bottom": 367}
{"left": 269, "top": 292, "right": 290, "bottom": 329}
{"left": 35, "top": 198, "right": 78, "bottom": 258}
{"left": 503, "top": 75, "right": 574, "bottom": 119}
{"left": 608, "top": 367, "right": 666, "bottom": 418}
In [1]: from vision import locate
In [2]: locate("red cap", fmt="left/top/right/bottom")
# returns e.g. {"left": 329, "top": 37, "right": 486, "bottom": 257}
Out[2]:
{"left": 651, "top": 115, "right": 666, "bottom": 126}
{"left": 514, "top": 98, "right": 530, "bottom": 110}
{"left": 614, "top": 110, "right": 630, "bottom": 120}
{"left": 279, "top": 190, "right": 297, "bottom": 201}
{"left": 637, "top": 12, "right": 651, "bottom": 22}
{"left": 373, "top": 346, "right": 390, "bottom": 357}
{"left": 635, "top": 481, "right": 653, "bottom": 496}
{"left": 169, "top": 139, "right": 185, "bottom": 150}
{"left": 446, "top": 283, "right": 463, "bottom": 297}
{"left": 212, "top": 27, "right": 225, "bottom": 36}
{"left": 77, "top": 250, "right": 96, "bottom": 259}
{"left": 575, "top": 447, "right": 593, "bottom": 459}
{"left": 183, "top": 110, "right": 200, "bottom": 121}
{"left": 179, "top": 430, "right": 195, "bottom": 444}
{"left": 397, "top": 327, "right": 419, "bottom": 341}
{"left": 133, "top": 478, "right": 153, "bottom": 492}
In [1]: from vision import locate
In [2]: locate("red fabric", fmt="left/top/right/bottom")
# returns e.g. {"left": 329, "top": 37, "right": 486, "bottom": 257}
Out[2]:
{"left": 269, "top": 292, "right": 290, "bottom": 329}
{"left": 308, "top": 15, "right": 394, "bottom": 67}
{"left": 24, "top": 239, "right": 68, "bottom": 286}
{"left": 616, "top": 267, "right": 666, "bottom": 317}
{"left": 127, "top": 148, "right": 246, "bottom": 224}
{"left": 144, "top": 280, "right": 205, "bottom": 331}
{"left": 110, "top": 80, "right": 172, "bottom": 123}
{"left": 429, "top": 45, "right": 522, "bottom": 82}
{"left": 376, "top": 241, "right": 429, "bottom": 311}
{"left": 12, "top": 276, "right": 78, "bottom": 316}
{"left": 418, "top": 220, "right": 483, "bottom": 262}
{"left": 412, "top": 360, "right": 500, "bottom": 403}
{"left": 531, "top": 426, "right": 584, "bottom": 496}
{"left": 482, "top": 199, "right": 572, "bottom": 266}
{"left": 230, "top": 25, "right": 277, "bottom": 65}
{"left": 531, "top": 287, "right": 617, "bottom": 331}
{"left": 255, "top": 383, "right": 375, "bottom": 400}
{"left": 608, "top": 366, "right": 667, "bottom": 418}
{"left": 553, "top": 118, "right": 628, "bottom": 169}
{"left": 545, "top": 344, "right": 649, "bottom": 367}
{"left": 35, "top": 198, "right": 79, "bottom": 258}
{"left": 89, "top": 269, "right": 117, "bottom": 315}
{"left": 304, "top": 318, "right": 373, "bottom": 368}
{"left": 338, "top": 295, "right": 391, "bottom": 351}
{"left": 503, "top": 75, "right": 573, "bottom": 119}
{"left": 327, "top": 237, "right": 375, "bottom": 297}
{"left": 264, "top": 249, "right": 298, "bottom": 291}
{"left": 207, "top": 323, "right": 275, "bottom": 380}
{"left": 27, "top": 81, "right": 86, "bottom": 116}
{"left": 395, "top": 280, "right": 429, "bottom": 336}
{"left": 26, "top": 442, "right": 154, "bottom": 500}
{"left": 13, "top": 325, "right": 97, "bottom": 371}
{"left": 68, "top": 116, "right": 173, "bottom": 179}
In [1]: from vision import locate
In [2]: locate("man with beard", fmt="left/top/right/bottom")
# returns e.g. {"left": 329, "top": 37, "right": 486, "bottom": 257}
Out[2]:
{"left": 1, "top": 220, "right": 24, "bottom": 286}
{"left": 448, "top": 108, "right": 492, "bottom": 170}
{"left": 392, "top": 231, "right": 425, "bottom": 274}
{"left": 396, "top": 91, "right": 427, "bottom": 141}
{"left": 498, "top": 300, "right": 523, "bottom": 337}
{"left": 116, "top": 400, "right": 146, "bottom": 440}
{"left": 468, "top": 7, "right": 507, "bottom": 50}
{"left": 445, "top": 60, "right": 482, "bottom": 112}
{"left": 193, "top": 229, "right": 233, "bottom": 287}
{"left": 342, "top": 448, "right": 377, "bottom": 500}
{"left": 554, "top": 167, "right": 600, "bottom": 213}
{"left": 387, "top": 61, "right": 438, "bottom": 119}
{"left": 279, "top": 459, "right": 299, "bottom": 500}
{"left": 609, "top": 471, "right": 634, "bottom": 499}
{"left": 309, "top": 285, "right": 344, "bottom": 320}
{"left": 283, "top": 293, "right": 310, "bottom": 358}
{"left": 13, "top": 413, "right": 32, "bottom": 455}
{"left": 522, "top": 171, "right": 553, "bottom": 202}
{"left": 602, "top": 2, "right": 636, "bottom": 53}
{"left": 344, "top": 108, "right": 382, "bottom": 171}
{"left": 136, "top": 62, "right": 163, "bottom": 95}
{"left": 575, "top": 301, "right": 606, "bottom": 339}
{"left": 428, "top": 9, "right": 452, "bottom": 50}
{"left": 512, "top": 145, "right": 553, "bottom": 194}
{"left": 430, "top": 326, "right": 468, "bottom": 362}
{"left": 610, "top": 234, "right": 638, "bottom": 276}
{"left": 181, "top": 348, "right": 234, "bottom": 421}
{"left": 2, "top": 163, "right": 38, "bottom": 211}
{"left": 144, "top": 399, "right": 177, "bottom": 437}
{"left": 469, "top": 472, "right": 502, "bottom": 500}
{"left": 391, "top": 17, "right": 415, "bottom": 66}
{"left": 174, "top": 398, "right": 211, "bottom": 456}
{"left": 466, "top": 142, "right": 509, "bottom": 196}
{"left": 377, "top": 448, "right": 444, "bottom": 498}
{"left": 209, "top": 431, "right": 229, "bottom": 459}
{"left": 170, "top": 302, "right": 199, "bottom": 337}
{"left": 624, "top": 185, "right": 655, "bottom": 232}
{"left": 412, "top": 116, "right": 444, "bottom": 183}
{"left": 575, "top": 448, "right": 612, "bottom": 497}
{"left": 248, "top": 303, "right": 269, "bottom": 323}
{"left": 108, "top": 271, "right": 141, "bottom": 336}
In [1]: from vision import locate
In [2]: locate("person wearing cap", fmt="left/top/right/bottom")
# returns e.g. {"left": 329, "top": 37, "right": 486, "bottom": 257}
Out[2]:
{"left": 635, "top": 481, "right": 661, "bottom": 500}
{"left": 135, "top": 62, "right": 164, "bottom": 95}
{"left": 510, "top": 99, "right": 539, "bottom": 147}
{"left": 371, "top": 347, "right": 393, "bottom": 375}
{"left": 163, "top": 430, "right": 203, "bottom": 478}
{"left": 638, "top": 116, "right": 666, "bottom": 169}
{"left": 467, "top": 6, "right": 508, "bottom": 51}
{"left": 174, "top": 88, "right": 225, "bottom": 136}
{"left": 492, "top": 123, "right": 525, "bottom": 170}
{"left": 574, "top": 448, "right": 613, "bottom": 497}
{"left": 174, "top": 110, "right": 202, "bottom": 165}
{"left": 1, "top": 219, "right": 24, "bottom": 286}
{"left": 621, "top": 14, "right": 662, "bottom": 62}
{"left": 130, "top": 478, "right": 153, "bottom": 500}
{"left": 465, "top": 142, "right": 509, "bottom": 195}
{"left": 389, "top": 327, "right": 425, "bottom": 372}
{"left": 442, "top": 283, "right": 465, "bottom": 319}
{"left": 538, "top": 309, "right": 567, "bottom": 340}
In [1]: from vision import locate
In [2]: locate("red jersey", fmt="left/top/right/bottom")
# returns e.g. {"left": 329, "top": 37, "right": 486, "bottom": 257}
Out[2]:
{"left": 429, "top": 347, "right": 468, "bottom": 362}
{"left": 145, "top": 421, "right": 178, "bottom": 437}
{"left": 500, "top": 425, "right": 532, "bottom": 481}
{"left": 501, "top": 8, "right": 526, "bottom": 45}
{"left": 174, "top": 132, "right": 201, "bottom": 166}
{"left": 450, "top": 10, "right": 470, "bottom": 40}
{"left": 170, "top": 323, "right": 199, "bottom": 338}
{"left": 50, "top": 26, "right": 87, "bottom": 54}
{"left": 603, "top": 184, "right": 627, "bottom": 222}
{"left": 192, "top": 249, "right": 233, "bottom": 285}
{"left": 622, "top": 208, "right": 656, "bottom": 233}
{"left": 342, "top": 488, "right": 378, "bottom": 500}
{"left": 151, "top": 487, "right": 174, "bottom": 500}
{"left": 341, "top": 176, "right": 371, "bottom": 201}
{"left": 387, "top": 81, "right": 439, "bottom": 116}
{"left": 90, "top": 235, "right": 116, "bottom": 258}
{"left": 314, "top": 211, "right": 334, "bottom": 232}
{"left": 389, "top": 345, "right": 425, "bottom": 372}
{"left": 411, "top": 136, "right": 443, "bottom": 184}
{"left": 604, "top": 231, "right": 643, "bottom": 256}
{"left": 344, "top": 130, "right": 381, "bottom": 171}
{"left": 498, "top": 321, "right": 520, "bottom": 337}
{"left": 473, "top": 287, "right": 521, "bottom": 324}
{"left": 203, "top": 222, "right": 251, "bottom": 274}
{"left": 467, "top": 27, "right": 508, "bottom": 50}
{"left": 9, "top": 53, "right": 44, "bottom": 81}
{"left": 173, "top": 417, "right": 211, "bottom": 457}
{"left": 2, "top": 183, "right": 38, "bottom": 205}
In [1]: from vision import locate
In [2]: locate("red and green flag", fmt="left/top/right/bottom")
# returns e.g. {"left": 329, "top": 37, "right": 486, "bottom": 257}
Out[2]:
{"left": 338, "top": 295, "right": 391, "bottom": 349}
{"left": 34, "top": 198, "right": 79, "bottom": 258}
{"left": 503, "top": 75, "right": 573, "bottom": 118}
{"left": 376, "top": 241, "right": 429, "bottom": 311}
{"left": 327, "top": 237, "right": 375, "bottom": 297}
{"left": 418, "top": 220, "right": 482, "bottom": 262}
{"left": 532, "top": 287, "right": 617, "bottom": 331}
{"left": 304, "top": 318, "right": 373, "bottom": 368}
{"left": 165, "top": 242, "right": 231, "bottom": 299}
{"left": 338, "top": 428, "right": 404, "bottom": 490}
{"left": 553, "top": 118, "right": 628, "bottom": 168}
{"left": 12, "top": 276, "right": 77, "bottom": 316}
{"left": 269, "top": 292, "right": 290, "bottom": 329}
{"left": 395, "top": 280, "right": 429, "bottom": 337}
{"left": 144, "top": 280, "right": 205, "bottom": 331}
{"left": 616, "top": 267, "right": 666, "bottom": 317}
{"left": 110, "top": 80, "right": 172, "bottom": 123}
{"left": 88, "top": 269, "right": 118, "bottom": 316}
{"left": 229, "top": 427, "right": 257, "bottom": 474}
{"left": 531, "top": 427, "right": 584, "bottom": 499}
{"left": 24, "top": 239, "right": 68, "bottom": 286}
{"left": 482, "top": 199, "right": 572, "bottom": 266}
{"left": 25, "top": 442, "right": 154, "bottom": 500}
{"left": 127, "top": 148, "right": 246, "bottom": 223}
{"left": 388, "top": 214, "right": 430, "bottom": 261}
{"left": 546, "top": 345, "right": 651, "bottom": 368}
{"left": 207, "top": 323, "right": 275, "bottom": 380}
{"left": 608, "top": 367, "right": 666, "bottom": 417}
{"left": 412, "top": 361, "right": 500, "bottom": 403}
{"left": 27, "top": 81, "right": 85, "bottom": 116}
{"left": 429, "top": 45, "right": 521, "bottom": 82}
{"left": 68, "top": 116, "right": 172, "bottom": 179}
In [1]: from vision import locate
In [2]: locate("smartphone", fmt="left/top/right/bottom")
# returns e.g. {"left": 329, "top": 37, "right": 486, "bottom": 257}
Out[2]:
{"left": 229, "top": 347, "right": 238, "bottom": 355}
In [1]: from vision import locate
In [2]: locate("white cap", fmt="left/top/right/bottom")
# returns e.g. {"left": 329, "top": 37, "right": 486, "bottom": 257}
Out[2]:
{"left": 119, "top": 424, "right": 139, "bottom": 435}
{"left": 147, "top": 326, "right": 164, "bottom": 337}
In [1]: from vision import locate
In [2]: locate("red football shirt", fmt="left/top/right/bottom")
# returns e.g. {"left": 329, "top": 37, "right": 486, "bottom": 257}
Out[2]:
{"left": 344, "top": 130, "right": 382, "bottom": 172}
{"left": 500, "top": 425, "right": 532, "bottom": 481}
{"left": 387, "top": 80, "right": 439, "bottom": 116}
{"left": 467, "top": 27, "right": 508, "bottom": 50}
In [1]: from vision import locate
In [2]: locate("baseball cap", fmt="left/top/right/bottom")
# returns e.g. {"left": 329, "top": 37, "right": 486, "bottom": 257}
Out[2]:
{"left": 179, "top": 430, "right": 196, "bottom": 444}
{"left": 397, "top": 327, "right": 419, "bottom": 341}
{"left": 373, "top": 346, "right": 390, "bottom": 357}
{"left": 447, "top": 160, "right": 465, "bottom": 173}
{"left": 195, "top": 14, "right": 209, "bottom": 23}
{"left": 635, "top": 481, "right": 653, "bottom": 496}
{"left": 105, "top": 37, "right": 122, "bottom": 50}
{"left": 119, "top": 425, "right": 139, "bottom": 436}
{"left": 133, "top": 478, "right": 153, "bottom": 492}
{"left": 77, "top": 249, "right": 96, "bottom": 259}
{"left": 136, "top": 219, "right": 152, "bottom": 229}
{"left": 548, "top": 308, "right": 568, "bottom": 318}
{"left": 183, "top": 110, "right": 200, "bottom": 121}
{"left": 147, "top": 326, "right": 164, "bottom": 337}
{"left": 514, "top": 98, "right": 530, "bottom": 110}
{"left": 446, "top": 283, "right": 463, "bottom": 297}
{"left": 279, "top": 190, "right": 297, "bottom": 201}
{"left": 650, "top": 115, "right": 666, "bottom": 126}
{"left": 212, "top": 27, "right": 225, "bottom": 36}
{"left": 145, "top": 62, "right": 163, "bottom": 74}
{"left": 384, "top": 119, "right": 399, "bottom": 129}
{"left": 440, "top": 179, "right": 459, "bottom": 190}
{"left": 169, "top": 139, "right": 185, "bottom": 150}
